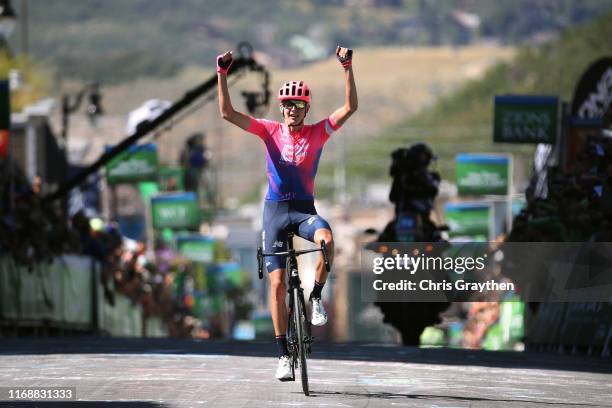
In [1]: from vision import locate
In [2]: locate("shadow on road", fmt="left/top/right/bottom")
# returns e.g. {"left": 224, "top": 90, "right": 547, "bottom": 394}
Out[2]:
{"left": 0, "top": 336, "right": 610, "bottom": 375}
{"left": 308, "top": 390, "right": 606, "bottom": 407}
{"left": 0, "top": 402, "right": 167, "bottom": 407}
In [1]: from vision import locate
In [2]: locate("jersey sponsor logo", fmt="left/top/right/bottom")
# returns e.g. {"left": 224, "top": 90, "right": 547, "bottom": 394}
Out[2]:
{"left": 273, "top": 240, "right": 284, "bottom": 248}
{"left": 280, "top": 139, "right": 308, "bottom": 165}
{"left": 273, "top": 191, "right": 297, "bottom": 201}
{"left": 307, "top": 216, "right": 317, "bottom": 225}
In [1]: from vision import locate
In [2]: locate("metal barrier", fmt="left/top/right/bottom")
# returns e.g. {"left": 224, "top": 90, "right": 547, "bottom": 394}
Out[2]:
{"left": 526, "top": 301, "right": 612, "bottom": 356}
{"left": 0, "top": 255, "right": 167, "bottom": 337}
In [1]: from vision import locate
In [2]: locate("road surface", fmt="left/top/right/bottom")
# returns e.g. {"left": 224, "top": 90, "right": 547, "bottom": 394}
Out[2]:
{"left": 0, "top": 337, "right": 610, "bottom": 407}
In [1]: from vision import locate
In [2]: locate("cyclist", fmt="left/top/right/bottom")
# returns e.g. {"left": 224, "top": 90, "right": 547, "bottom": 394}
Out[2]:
{"left": 217, "top": 46, "right": 357, "bottom": 380}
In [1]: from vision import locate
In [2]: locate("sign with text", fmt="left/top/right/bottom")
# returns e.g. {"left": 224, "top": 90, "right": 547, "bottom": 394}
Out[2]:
{"left": 571, "top": 57, "right": 612, "bottom": 118}
{"left": 177, "top": 234, "right": 215, "bottom": 264}
{"left": 456, "top": 154, "right": 510, "bottom": 196}
{"left": 494, "top": 95, "right": 559, "bottom": 144}
{"left": 151, "top": 192, "right": 200, "bottom": 229}
{"left": 444, "top": 202, "right": 491, "bottom": 241}
{"left": 105, "top": 143, "right": 158, "bottom": 185}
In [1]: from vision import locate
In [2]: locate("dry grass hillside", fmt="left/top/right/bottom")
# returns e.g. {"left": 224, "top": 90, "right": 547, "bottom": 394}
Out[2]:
{"left": 58, "top": 45, "right": 513, "bottom": 204}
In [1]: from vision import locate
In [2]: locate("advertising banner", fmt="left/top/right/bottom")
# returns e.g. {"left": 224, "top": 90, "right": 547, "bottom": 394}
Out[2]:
{"left": 67, "top": 165, "right": 101, "bottom": 217}
{"left": 444, "top": 202, "right": 491, "bottom": 240}
{"left": 177, "top": 234, "right": 215, "bottom": 264}
{"left": 151, "top": 192, "right": 200, "bottom": 229}
{"left": 138, "top": 181, "right": 160, "bottom": 202}
{"left": 105, "top": 143, "right": 159, "bottom": 185}
{"left": 570, "top": 57, "right": 612, "bottom": 118}
{"left": 158, "top": 167, "right": 185, "bottom": 191}
{"left": 566, "top": 57, "right": 612, "bottom": 170}
{"left": 456, "top": 154, "right": 510, "bottom": 196}
{"left": 207, "top": 262, "right": 244, "bottom": 293}
{"left": 494, "top": 95, "right": 559, "bottom": 144}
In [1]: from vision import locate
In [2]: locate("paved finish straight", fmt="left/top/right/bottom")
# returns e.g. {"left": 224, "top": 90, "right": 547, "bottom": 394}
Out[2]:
{"left": 0, "top": 337, "right": 610, "bottom": 408}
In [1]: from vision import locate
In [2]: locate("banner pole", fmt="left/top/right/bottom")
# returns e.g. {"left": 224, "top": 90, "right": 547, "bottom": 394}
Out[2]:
{"left": 145, "top": 196, "right": 155, "bottom": 261}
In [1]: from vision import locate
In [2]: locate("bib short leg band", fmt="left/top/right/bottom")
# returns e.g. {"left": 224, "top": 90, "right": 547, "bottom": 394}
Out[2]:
{"left": 261, "top": 200, "right": 331, "bottom": 273}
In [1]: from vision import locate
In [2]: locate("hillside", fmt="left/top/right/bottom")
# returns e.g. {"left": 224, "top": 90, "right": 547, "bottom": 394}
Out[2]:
{"left": 14, "top": 0, "right": 612, "bottom": 83}
{"left": 335, "top": 10, "right": 612, "bottom": 195}
{"left": 42, "top": 10, "right": 612, "bottom": 205}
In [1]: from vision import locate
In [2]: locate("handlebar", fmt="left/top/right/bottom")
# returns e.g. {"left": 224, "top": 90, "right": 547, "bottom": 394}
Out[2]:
{"left": 257, "top": 240, "right": 331, "bottom": 279}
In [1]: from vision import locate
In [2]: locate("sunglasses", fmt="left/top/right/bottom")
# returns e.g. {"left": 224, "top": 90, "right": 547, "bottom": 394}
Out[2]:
{"left": 281, "top": 100, "right": 307, "bottom": 110}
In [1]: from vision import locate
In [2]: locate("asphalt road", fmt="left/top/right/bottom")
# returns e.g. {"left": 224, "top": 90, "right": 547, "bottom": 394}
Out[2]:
{"left": 0, "top": 337, "right": 610, "bottom": 408}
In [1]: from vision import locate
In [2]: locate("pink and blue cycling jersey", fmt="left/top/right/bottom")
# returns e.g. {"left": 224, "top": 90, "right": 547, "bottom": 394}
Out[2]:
{"left": 246, "top": 116, "right": 341, "bottom": 201}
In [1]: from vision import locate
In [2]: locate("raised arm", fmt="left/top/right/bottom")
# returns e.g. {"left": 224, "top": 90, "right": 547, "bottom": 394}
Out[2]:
{"left": 329, "top": 46, "right": 358, "bottom": 128}
{"left": 217, "top": 51, "right": 251, "bottom": 130}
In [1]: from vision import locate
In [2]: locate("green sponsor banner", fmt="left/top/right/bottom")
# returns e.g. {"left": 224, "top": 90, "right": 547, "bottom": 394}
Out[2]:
{"left": 192, "top": 262, "right": 208, "bottom": 291}
{"left": 207, "top": 262, "right": 244, "bottom": 293}
{"left": 177, "top": 234, "right": 215, "bottom": 264}
{"left": 138, "top": 181, "right": 160, "bottom": 203}
{"left": 444, "top": 202, "right": 491, "bottom": 240}
{"left": 106, "top": 143, "right": 158, "bottom": 185}
{"left": 494, "top": 95, "right": 559, "bottom": 144}
{"left": 159, "top": 167, "right": 185, "bottom": 191}
{"left": 420, "top": 326, "right": 445, "bottom": 346}
{"left": 482, "top": 298, "right": 525, "bottom": 351}
{"left": 190, "top": 291, "right": 209, "bottom": 319}
{"left": 151, "top": 192, "right": 200, "bottom": 229}
{"left": 253, "top": 311, "right": 275, "bottom": 338}
{"left": 456, "top": 154, "right": 510, "bottom": 196}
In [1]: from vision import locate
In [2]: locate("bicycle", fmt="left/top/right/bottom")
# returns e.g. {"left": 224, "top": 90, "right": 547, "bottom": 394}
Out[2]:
{"left": 257, "top": 232, "right": 331, "bottom": 396}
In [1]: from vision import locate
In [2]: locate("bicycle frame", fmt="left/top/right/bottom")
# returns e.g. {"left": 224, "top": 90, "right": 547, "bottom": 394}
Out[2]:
{"left": 257, "top": 232, "right": 330, "bottom": 279}
{"left": 257, "top": 232, "right": 330, "bottom": 395}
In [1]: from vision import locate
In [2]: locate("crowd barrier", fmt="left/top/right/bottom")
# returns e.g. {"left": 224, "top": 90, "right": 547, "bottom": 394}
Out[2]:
{"left": 526, "top": 301, "right": 612, "bottom": 355}
{"left": 0, "top": 255, "right": 167, "bottom": 337}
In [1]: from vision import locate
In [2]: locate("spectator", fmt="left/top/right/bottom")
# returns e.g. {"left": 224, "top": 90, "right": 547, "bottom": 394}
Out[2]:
{"left": 180, "top": 132, "right": 211, "bottom": 203}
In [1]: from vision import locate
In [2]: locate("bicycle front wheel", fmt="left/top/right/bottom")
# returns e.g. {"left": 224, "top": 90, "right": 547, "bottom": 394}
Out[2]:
{"left": 293, "top": 288, "right": 309, "bottom": 396}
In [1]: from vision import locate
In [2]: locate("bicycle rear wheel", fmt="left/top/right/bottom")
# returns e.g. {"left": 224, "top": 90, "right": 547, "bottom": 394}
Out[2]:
{"left": 293, "top": 288, "right": 309, "bottom": 396}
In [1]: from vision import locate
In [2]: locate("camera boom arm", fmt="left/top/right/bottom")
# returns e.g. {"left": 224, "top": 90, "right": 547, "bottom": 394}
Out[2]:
{"left": 44, "top": 42, "right": 270, "bottom": 203}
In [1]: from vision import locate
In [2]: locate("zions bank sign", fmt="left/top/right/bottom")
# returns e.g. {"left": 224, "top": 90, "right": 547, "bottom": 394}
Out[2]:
{"left": 493, "top": 95, "right": 559, "bottom": 144}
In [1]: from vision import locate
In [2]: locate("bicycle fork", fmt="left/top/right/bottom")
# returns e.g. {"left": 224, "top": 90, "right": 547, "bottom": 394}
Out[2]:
{"left": 288, "top": 277, "right": 313, "bottom": 351}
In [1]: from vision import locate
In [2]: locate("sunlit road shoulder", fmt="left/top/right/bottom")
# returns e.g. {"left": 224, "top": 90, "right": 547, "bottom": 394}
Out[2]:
{"left": 1, "top": 337, "right": 610, "bottom": 408}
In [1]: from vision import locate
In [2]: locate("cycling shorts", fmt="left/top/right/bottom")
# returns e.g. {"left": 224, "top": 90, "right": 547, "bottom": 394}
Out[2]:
{"left": 262, "top": 200, "right": 331, "bottom": 273}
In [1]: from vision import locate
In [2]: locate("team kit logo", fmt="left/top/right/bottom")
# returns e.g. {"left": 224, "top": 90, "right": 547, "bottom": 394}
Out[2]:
{"left": 280, "top": 138, "right": 309, "bottom": 165}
